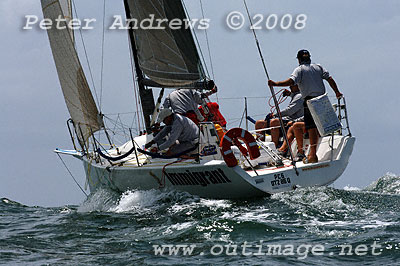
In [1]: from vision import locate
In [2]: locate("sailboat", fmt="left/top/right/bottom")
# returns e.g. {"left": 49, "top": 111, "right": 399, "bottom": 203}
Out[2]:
{"left": 42, "top": 0, "right": 355, "bottom": 199}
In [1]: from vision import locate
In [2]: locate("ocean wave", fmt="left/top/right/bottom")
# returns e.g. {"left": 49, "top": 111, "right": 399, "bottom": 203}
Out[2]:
{"left": 0, "top": 198, "right": 26, "bottom": 207}
{"left": 363, "top": 172, "right": 400, "bottom": 195}
{"left": 77, "top": 187, "right": 197, "bottom": 214}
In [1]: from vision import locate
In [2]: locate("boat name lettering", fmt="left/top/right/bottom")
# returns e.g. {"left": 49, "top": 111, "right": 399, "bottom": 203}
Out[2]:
{"left": 271, "top": 173, "right": 291, "bottom": 187}
{"left": 164, "top": 168, "right": 231, "bottom": 187}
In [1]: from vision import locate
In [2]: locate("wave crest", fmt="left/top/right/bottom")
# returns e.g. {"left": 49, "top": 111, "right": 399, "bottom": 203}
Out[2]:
{"left": 364, "top": 172, "right": 400, "bottom": 195}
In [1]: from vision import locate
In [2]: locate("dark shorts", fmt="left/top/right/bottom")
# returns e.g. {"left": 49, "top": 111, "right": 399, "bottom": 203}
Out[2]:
{"left": 304, "top": 96, "right": 317, "bottom": 130}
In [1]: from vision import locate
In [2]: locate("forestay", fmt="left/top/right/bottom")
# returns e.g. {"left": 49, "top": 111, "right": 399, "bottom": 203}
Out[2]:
{"left": 41, "top": 0, "right": 102, "bottom": 144}
{"left": 126, "top": 0, "right": 205, "bottom": 87}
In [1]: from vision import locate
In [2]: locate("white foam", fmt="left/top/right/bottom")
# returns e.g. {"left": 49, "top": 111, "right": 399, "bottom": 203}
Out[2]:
{"left": 343, "top": 185, "right": 361, "bottom": 191}
{"left": 162, "top": 222, "right": 195, "bottom": 235}
{"left": 110, "top": 189, "right": 164, "bottom": 213}
{"left": 77, "top": 188, "right": 118, "bottom": 213}
{"left": 199, "top": 199, "right": 232, "bottom": 209}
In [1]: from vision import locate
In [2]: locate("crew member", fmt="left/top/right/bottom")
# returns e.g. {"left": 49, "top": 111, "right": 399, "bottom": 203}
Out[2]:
{"left": 268, "top": 49, "right": 343, "bottom": 163}
{"left": 163, "top": 82, "right": 218, "bottom": 124}
{"left": 144, "top": 108, "right": 199, "bottom": 156}
{"left": 199, "top": 102, "right": 227, "bottom": 129}
{"left": 255, "top": 85, "right": 303, "bottom": 148}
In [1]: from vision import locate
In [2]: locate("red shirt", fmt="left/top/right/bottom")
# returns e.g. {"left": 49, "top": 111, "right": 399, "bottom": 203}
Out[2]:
{"left": 199, "top": 102, "right": 227, "bottom": 127}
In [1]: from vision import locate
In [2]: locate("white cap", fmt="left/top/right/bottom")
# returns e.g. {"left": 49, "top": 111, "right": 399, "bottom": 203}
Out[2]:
{"left": 157, "top": 108, "right": 173, "bottom": 123}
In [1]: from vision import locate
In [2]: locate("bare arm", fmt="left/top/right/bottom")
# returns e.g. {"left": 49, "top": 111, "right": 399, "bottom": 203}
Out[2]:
{"left": 268, "top": 78, "right": 295, "bottom": 87}
{"left": 327, "top": 77, "right": 343, "bottom": 98}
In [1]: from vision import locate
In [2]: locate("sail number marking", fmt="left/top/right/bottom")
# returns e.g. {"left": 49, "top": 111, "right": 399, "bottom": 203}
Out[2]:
{"left": 271, "top": 173, "right": 291, "bottom": 188}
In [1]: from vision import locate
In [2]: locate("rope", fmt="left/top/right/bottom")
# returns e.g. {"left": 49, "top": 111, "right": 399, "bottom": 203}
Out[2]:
{"left": 57, "top": 153, "right": 88, "bottom": 197}
{"left": 96, "top": 147, "right": 136, "bottom": 162}
{"left": 268, "top": 89, "right": 289, "bottom": 114}
{"left": 161, "top": 159, "right": 187, "bottom": 188}
{"left": 137, "top": 144, "right": 199, "bottom": 159}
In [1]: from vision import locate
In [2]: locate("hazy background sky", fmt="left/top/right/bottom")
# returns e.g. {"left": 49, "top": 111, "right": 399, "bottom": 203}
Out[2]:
{"left": 1, "top": 0, "right": 399, "bottom": 207}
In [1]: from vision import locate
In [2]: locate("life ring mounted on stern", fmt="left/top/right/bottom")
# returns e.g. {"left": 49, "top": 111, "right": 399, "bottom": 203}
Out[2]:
{"left": 220, "top": 128, "right": 261, "bottom": 167}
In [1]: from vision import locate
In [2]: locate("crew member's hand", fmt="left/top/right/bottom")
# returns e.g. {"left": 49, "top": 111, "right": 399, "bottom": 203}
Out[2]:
{"left": 282, "top": 89, "right": 291, "bottom": 97}
{"left": 144, "top": 141, "right": 154, "bottom": 149}
{"left": 268, "top": 80, "right": 276, "bottom": 87}
{"left": 265, "top": 113, "right": 274, "bottom": 121}
{"left": 207, "top": 80, "right": 215, "bottom": 90}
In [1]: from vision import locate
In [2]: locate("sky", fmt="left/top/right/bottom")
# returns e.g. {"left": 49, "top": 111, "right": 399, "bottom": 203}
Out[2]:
{"left": 1, "top": 0, "right": 399, "bottom": 207}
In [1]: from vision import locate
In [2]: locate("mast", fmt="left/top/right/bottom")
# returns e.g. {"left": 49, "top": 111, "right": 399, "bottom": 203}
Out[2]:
{"left": 123, "top": 0, "right": 155, "bottom": 132}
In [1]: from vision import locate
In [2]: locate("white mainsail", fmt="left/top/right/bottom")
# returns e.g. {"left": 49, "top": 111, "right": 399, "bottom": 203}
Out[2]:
{"left": 41, "top": 0, "right": 101, "bottom": 145}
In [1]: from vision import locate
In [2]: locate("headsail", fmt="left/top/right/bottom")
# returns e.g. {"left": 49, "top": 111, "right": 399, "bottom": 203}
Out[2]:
{"left": 126, "top": 0, "right": 206, "bottom": 87}
{"left": 41, "top": 0, "right": 101, "bottom": 144}
{"left": 57, "top": 0, "right": 74, "bottom": 42}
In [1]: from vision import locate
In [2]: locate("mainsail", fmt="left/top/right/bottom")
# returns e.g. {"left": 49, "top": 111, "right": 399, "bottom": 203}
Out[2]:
{"left": 41, "top": 0, "right": 101, "bottom": 144}
{"left": 126, "top": 0, "right": 206, "bottom": 87}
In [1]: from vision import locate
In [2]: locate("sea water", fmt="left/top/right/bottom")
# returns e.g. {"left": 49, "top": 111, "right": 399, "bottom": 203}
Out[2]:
{"left": 1, "top": 173, "right": 400, "bottom": 265}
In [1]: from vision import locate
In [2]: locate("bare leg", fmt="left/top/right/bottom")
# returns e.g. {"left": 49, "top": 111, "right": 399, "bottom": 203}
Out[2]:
{"left": 279, "top": 126, "right": 295, "bottom": 152}
{"left": 270, "top": 119, "right": 280, "bottom": 148}
{"left": 255, "top": 120, "right": 268, "bottom": 141}
{"left": 308, "top": 128, "right": 319, "bottom": 161}
{"left": 293, "top": 122, "right": 305, "bottom": 154}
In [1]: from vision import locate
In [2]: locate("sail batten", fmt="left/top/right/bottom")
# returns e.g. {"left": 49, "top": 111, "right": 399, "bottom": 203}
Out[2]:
{"left": 126, "top": 0, "right": 205, "bottom": 87}
{"left": 41, "top": 0, "right": 101, "bottom": 145}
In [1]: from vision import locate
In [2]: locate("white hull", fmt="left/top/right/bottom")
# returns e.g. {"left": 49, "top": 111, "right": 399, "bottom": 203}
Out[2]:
{"left": 80, "top": 134, "right": 355, "bottom": 199}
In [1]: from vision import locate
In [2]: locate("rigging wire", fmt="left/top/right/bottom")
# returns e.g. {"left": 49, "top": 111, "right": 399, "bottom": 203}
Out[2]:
{"left": 126, "top": 30, "right": 142, "bottom": 132}
{"left": 199, "top": 0, "right": 214, "bottom": 79}
{"left": 238, "top": 108, "right": 246, "bottom": 128}
{"left": 71, "top": 0, "right": 100, "bottom": 108}
{"left": 243, "top": 0, "right": 298, "bottom": 174}
{"left": 57, "top": 153, "right": 88, "bottom": 197}
{"left": 242, "top": 0, "right": 271, "bottom": 80}
{"left": 198, "top": 0, "right": 219, "bottom": 104}
{"left": 182, "top": 0, "right": 210, "bottom": 79}
{"left": 216, "top": 96, "right": 269, "bottom": 100}
{"left": 99, "top": 0, "right": 107, "bottom": 112}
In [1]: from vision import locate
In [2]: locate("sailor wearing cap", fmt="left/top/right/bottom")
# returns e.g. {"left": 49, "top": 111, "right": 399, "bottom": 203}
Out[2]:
{"left": 144, "top": 108, "right": 199, "bottom": 156}
{"left": 268, "top": 49, "right": 343, "bottom": 164}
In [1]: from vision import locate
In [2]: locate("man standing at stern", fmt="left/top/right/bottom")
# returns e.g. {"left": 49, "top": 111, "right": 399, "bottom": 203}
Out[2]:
{"left": 268, "top": 49, "right": 343, "bottom": 164}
